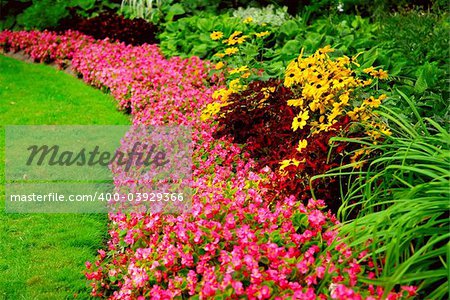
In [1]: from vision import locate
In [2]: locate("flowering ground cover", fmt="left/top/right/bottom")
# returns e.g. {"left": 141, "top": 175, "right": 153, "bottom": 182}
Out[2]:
{"left": 0, "top": 30, "right": 424, "bottom": 299}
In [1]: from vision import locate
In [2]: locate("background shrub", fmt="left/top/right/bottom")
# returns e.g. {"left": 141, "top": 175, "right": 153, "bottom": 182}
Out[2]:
{"left": 0, "top": 0, "right": 121, "bottom": 30}
{"left": 58, "top": 10, "right": 159, "bottom": 45}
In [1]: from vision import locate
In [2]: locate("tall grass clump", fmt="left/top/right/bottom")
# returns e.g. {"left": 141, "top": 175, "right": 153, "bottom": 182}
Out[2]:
{"left": 316, "top": 90, "right": 450, "bottom": 299}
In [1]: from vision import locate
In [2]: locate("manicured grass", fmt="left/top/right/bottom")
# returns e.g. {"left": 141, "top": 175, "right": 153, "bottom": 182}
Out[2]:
{"left": 0, "top": 55, "right": 130, "bottom": 300}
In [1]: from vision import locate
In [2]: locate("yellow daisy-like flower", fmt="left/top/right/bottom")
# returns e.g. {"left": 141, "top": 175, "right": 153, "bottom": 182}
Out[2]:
{"left": 362, "top": 79, "right": 372, "bottom": 86}
{"left": 296, "top": 139, "right": 308, "bottom": 152}
{"left": 363, "top": 67, "right": 376, "bottom": 74}
{"left": 243, "top": 17, "right": 253, "bottom": 24}
{"left": 210, "top": 31, "right": 224, "bottom": 40}
{"left": 255, "top": 31, "right": 270, "bottom": 38}
{"left": 229, "top": 65, "right": 249, "bottom": 74}
{"left": 201, "top": 102, "right": 224, "bottom": 121}
{"left": 381, "top": 127, "right": 392, "bottom": 136}
{"left": 212, "top": 88, "right": 232, "bottom": 102}
{"left": 363, "top": 96, "right": 381, "bottom": 108}
{"left": 236, "top": 35, "right": 248, "bottom": 44}
{"left": 225, "top": 47, "right": 239, "bottom": 55}
{"left": 374, "top": 69, "right": 388, "bottom": 80}
{"left": 214, "top": 52, "right": 225, "bottom": 58}
{"left": 284, "top": 70, "right": 300, "bottom": 87}
{"left": 279, "top": 158, "right": 305, "bottom": 171}
{"left": 279, "top": 159, "right": 292, "bottom": 170}
{"left": 292, "top": 110, "right": 309, "bottom": 131}
{"left": 215, "top": 61, "right": 225, "bottom": 70}
{"left": 241, "top": 72, "right": 251, "bottom": 79}
{"left": 287, "top": 98, "right": 304, "bottom": 107}
{"left": 229, "top": 78, "right": 245, "bottom": 93}
{"left": 224, "top": 31, "right": 243, "bottom": 45}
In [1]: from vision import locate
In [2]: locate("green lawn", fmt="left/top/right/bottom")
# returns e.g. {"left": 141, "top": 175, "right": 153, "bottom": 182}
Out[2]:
{"left": 0, "top": 55, "right": 130, "bottom": 300}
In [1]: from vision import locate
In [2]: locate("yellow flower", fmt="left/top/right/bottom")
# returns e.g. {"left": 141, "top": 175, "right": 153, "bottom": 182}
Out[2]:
{"left": 364, "top": 67, "right": 388, "bottom": 80}
{"left": 292, "top": 110, "right": 309, "bottom": 131}
{"left": 362, "top": 79, "right": 372, "bottom": 86}
{"left": 210, "top": 31, "right": 224, "bottom": 40}
{"left": 287, "top": 98, "right": 304, "bottom": 107}
{"left": 350, "top": 149, "right": 366, "bottom": 169}
{"left": 236, "top": 35, "right": 249, "bottom": 44}
{"left": 381, "top": 127, "right": 392, "bottom": 136}
{"left": 229, "top": 78, "right": 246, "bottom": 93}
{"left": 284, "top": 69, "right": 300, "bottom": 87}
{"left": 279, "top": 159, "right": 292, "bottom": 170}
{"left": 339, "top": 92, "right": 350, "bottom": 105}
{"left": 363, "top": 67, "right": 375, "bottom": 74}
{"left": 328, "top": 107, "right": 341, "bottom": 123}
{"left": 212, "top": 88, "right": 232, "bottom": 102}
{"left": 225, "top": 47, "right": 238, "bottom": 55}
{"left": 363, "top": 96, "right": 381, "bottom": 108}
{"left": 243, "top": 17, "right": 253, "bottom": 24}
{"left": 224, "top": 31, "right": 243, "bottom": 45}
{"left": 241, "top": 72, "right": 251, "bottom": 79}
{"left": 296, "top": 139, "right": 308, "bottom": 152}
{"left": 214, "top": 52, "right": 225, "bottom": 58}
{"left": 201, "top": 102, "right": 224, "bottom": 121}
{"left": 374, "top": 69, "right": 388, "bottom": 80}
{"left": 255, "top": 31, "right": 270, "bottom": 38}
{"left": 229, "top": 65, "right": 249, "bottom": 75}
{"left": 215, "top": 61, "right": 225, "bottom": 70}
{"left": 279, "top": 158, "right": 304, "bottom": 171}
{"left": 318, "top": 45, "right": 334, "bottom": 54}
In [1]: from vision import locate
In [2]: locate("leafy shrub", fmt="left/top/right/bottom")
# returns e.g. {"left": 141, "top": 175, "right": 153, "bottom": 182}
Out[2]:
{"left": 212, "top": 79, "right": 359, "bottom": 211}
{"left": 5, "top": 0, "right": 120, "bottom": 30}
{"left": 159, "top": 13, "right": 243, "bottom": 58}
{"left": 159, "top": 13, "right": 380, "bottom": 77}
{"left": 120, "top": 0, "right": 186, "bottom": 23}
{"left": 58, "top": 11, "right": 159, "bottom": 45}
{"left": 373, "top": 10, "right": 450, "bottom": 120}
{"left": 232, "top": 5, "right": 291, "bottom": 26}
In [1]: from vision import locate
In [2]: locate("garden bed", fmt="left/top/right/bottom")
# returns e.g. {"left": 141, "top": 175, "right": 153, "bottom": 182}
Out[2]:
{"left": 0, "top": 1, "right": 448, "bottom": 299}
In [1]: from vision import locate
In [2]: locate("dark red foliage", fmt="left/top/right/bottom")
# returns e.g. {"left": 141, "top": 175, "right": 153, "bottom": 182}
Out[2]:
{"left": 213, "top": 80, "right": 361, "bottom": 212}
{"left": 57, "top": 11, "right": 159, "bottom": 45}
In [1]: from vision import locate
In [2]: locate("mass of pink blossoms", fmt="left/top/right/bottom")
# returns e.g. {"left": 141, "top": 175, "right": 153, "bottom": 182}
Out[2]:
{"left": 0, "top": 30, "right": 416, "bottom": 299}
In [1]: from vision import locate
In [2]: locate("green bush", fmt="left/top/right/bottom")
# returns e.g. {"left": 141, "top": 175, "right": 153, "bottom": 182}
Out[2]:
{"left": 159, "top": 13, "right": 380, "bottom": 77}
{"left": 1, "top": 0, "right": 120, "bottom": 30}
{"left": 232, "top": 5, "right": 291, "bottom": 26}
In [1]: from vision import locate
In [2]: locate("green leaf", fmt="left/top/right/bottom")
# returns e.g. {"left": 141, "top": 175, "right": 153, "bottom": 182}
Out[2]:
{"left": 280, "top": 20, "right": 299, "bottom": 39}
{"left": 292, "top": 212, "right": 308, "bottom": 229}
{"left": 414, "top": 71, "right": 428, "bottom": 93}
{"left": 360, "top": 47, "right": 378, "bottom": 69}
{"left": 74, "top": 0, "right": 95, "bottom": 10}
{"left": 165, "top": 4, "right": 185, "bottom": 22}
{"left": 197, "top": 17, "right": 214, "bottom": 32}
{"left": 265, "top": 61, "right": 284, "bottom": 77}
{"left": 281, "top": 40, "right": 301, "bottom": 56}
{"left": 260, "top": 256, "right": 270, "bottom": 265}
{"left": 414, "top": 63, "right": 438, "bottom": 93}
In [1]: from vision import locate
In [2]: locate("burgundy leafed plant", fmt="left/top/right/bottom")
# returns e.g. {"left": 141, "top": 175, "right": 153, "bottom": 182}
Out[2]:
{"left": 214, "top": 79, "right": 361, "bottom": 212}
